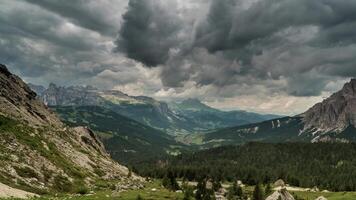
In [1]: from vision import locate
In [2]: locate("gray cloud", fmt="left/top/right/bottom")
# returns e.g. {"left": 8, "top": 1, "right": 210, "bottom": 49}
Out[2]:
{"left": 117, "top": 0, "right": 356, "bottom": 97}
{"left": 115, "top": 0, "right": 183, "bottom": 66}
{"left": 2, "top": 0, "right": 356, "bottom": 114}
{"left": 0, "top": 0, "right": 142, "bottom": 89}
{"left": 23, "top": 0, "right": 127, "bottom": 36}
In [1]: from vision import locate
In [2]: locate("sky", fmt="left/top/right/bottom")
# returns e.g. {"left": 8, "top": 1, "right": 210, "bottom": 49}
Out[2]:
{"left": 1, "top": 0, "right": 356, "bottom": 115}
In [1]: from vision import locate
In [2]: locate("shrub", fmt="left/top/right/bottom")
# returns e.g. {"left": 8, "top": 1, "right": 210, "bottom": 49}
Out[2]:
{"left": 76, "top": 186, "right": 89, "bottom": 195}
{"left": 53, "top": 175, "right": 73, "bottom": 193}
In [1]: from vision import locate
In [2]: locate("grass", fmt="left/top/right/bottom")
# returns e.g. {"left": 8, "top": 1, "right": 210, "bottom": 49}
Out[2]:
{"left": 292, "top": 191, "right": 356, "bottom": 200}
{"left": 2, "top": 178, "right": 356, "bottom": 200}
{"left": 0, "top": 181, "right": 183, "bottom": 200}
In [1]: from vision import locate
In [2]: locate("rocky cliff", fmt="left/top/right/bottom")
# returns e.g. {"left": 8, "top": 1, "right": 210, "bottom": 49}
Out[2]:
{"left": 0, "top": 64, "right": 141, "bottom": 195}
{"left": 301, "top": 79, "right": 356, "bottom": 133}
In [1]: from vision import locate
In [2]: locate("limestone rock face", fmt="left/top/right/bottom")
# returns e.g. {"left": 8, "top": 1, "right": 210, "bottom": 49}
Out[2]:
{"left": 302, "top": 79, "right": 356, "bottom": 132}
{"left": 0, "top": 64, "right": 60, "bottom": 126}
{"left": 265, "top": 188, "right": 295, "bottom": 200}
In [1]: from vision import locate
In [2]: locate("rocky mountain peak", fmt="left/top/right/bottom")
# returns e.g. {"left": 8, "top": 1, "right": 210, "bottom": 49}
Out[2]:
{"left": 0, "top": 63, "right": 11, "bottom": 77}
{"left": 48, "top": 82, "right": 57, "bottom": 89}
{"left": 341, "top": 78, "right": 356, "bottom": 96}
{"left": 302, "top": 78, "right": 356, "bottom": 133}
{"left": 0, "top": 64, "right": 59, "bottom": 125}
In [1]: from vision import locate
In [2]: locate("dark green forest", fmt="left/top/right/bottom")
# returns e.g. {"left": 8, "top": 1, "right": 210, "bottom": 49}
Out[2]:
{"left": 134, "top": 142, "right": 356, "bottom": 192}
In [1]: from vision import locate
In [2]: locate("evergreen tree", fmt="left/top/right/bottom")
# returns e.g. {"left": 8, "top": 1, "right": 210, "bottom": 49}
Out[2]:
{"left": 195, "top": 178, "right": 215, "bottom": 200}
{"left": 183, "top": 186, "right": 194, "bottom": 200}
{"left": 195, "top": 179, "right": 205, "bottom": 200}
{"left": 162, "top": 175, "right": 170, "bottom": 189}
{"left": 252, "top": 184, "right": 264, "bottom": 200}
{"left": 265, "top": 183, "right": 272, "bottom": 196}
{"left": 227, "top": 181, "right": 244, "bottom": 200}
{"left": 213, "top": 179, "right": 222, "bottom": 191}
{"left": 162, "top": 171, "right": 180, "bottom": 191}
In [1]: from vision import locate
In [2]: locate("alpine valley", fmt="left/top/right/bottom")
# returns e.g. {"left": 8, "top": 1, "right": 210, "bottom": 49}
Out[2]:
{"left": 28, "top": 82, "right": 280, "bottom": 164}
{"left": 3, "top": 1, "right": 356, "bottom": 199}
{"left": 3, "top": 63, "right": 356, "bottom": 199}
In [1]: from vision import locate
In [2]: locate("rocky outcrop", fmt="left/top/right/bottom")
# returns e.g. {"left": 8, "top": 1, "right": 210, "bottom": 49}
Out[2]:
{"left": 42, "top": 83, "right": 105, "bottom": 106}
{"left": 301, "top": 79, "right": 356, "bottom": 133}
{"left": 0, "top": 64, "right": 60, "bottom": 126}
{"left": 0, "top": 182, "right": 38, "bottom": 199}
{"left": 315, "top": 196, "right": 327, "bottom": 200}
{"left": 265, "top": 188, "right": 295, "bottom": 200}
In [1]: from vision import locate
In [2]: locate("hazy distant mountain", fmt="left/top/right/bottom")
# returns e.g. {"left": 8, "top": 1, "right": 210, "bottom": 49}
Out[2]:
{"left": 34, "top": 84, "right": 279, "bottom": 135}
{"left": 27, "top": 83, "right": 46, "bottom": 96}
{"left": 0, "top": 64, "right": 136, "bottom": 194}
{"left": 203, "top": 79, "right": 356, "bottom": 147}
{"left": 169, "top": 98, "right": 281, "bottom": 130}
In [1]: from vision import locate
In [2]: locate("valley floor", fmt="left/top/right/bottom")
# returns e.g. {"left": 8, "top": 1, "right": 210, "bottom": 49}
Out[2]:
{"left": 2, "top": 181, "right": 356, "bottom": 200}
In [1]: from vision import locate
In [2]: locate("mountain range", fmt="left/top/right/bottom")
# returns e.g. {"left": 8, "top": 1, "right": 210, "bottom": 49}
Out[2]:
{"left": 29, "top": 78, "right": 356, "bottom": 151}
{"left": 29, "top": 83, "right": 280, "bottom": 136}
{"left": 0, "top": 64, "right": 140, "bottom": 195}
{"left": 202, "top": 79, "right": 356, "bottom": 147}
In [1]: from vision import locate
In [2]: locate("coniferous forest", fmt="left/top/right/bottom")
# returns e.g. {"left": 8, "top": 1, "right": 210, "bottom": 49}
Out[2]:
{"left": 134, "top": 142, "right": 356, "bottom": 192}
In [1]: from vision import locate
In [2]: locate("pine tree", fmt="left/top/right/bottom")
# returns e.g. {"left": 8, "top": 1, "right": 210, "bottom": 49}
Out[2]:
{"left": 195, "top": 179, "right": 206, "bottom": 200}
{"left": 252, "top": 184, "right": 264, "bottom": 200}
{"left": 162, "top": 175, "right": 170, "bottom": 189}
{"left": 265, "top": 183, "right": 272, "bottom": 196}
{"left": 227, "top": 181, "right": 244, "bottom": 200}
{"left": 162, "top": 171, "right": 180, "bottom": 191}
{"left": 213, "top": 179, "right": 222, "bottom": 192}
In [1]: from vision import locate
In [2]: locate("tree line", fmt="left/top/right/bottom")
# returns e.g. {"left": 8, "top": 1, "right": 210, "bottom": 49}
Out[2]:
{"left": 133, "top": 142, "right": 356, "bottom": 191}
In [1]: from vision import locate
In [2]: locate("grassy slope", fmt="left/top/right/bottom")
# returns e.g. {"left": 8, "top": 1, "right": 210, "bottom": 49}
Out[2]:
{"left": 0, "top": 115, "right": 92, "bottom": 194}
{"left": 3, "top": 182, "right": 356, "bottom": 200}
{"left": 1, "top": 181, "right": 183, "bottom": 200}
{"left": 51, "top": 106, "right": 187, "bottom": 164}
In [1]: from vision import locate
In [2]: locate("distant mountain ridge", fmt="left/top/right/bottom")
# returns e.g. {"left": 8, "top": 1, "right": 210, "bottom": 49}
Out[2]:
{"left": 31, "top": 83, "right": 280, "bottom": 135}
{"left": 203, "top": 79, "right": 356, "bottom": 147}
{"left": 169, "top": 98, "right": 281, "bottom": 131}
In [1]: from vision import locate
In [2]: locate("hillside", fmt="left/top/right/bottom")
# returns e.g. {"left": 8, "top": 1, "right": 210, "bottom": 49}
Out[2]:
{"left": 51, "top": 106, "right": 187, "bottom": 164}
{"left": 202, "top": 79, "right": 356, "bottom": 146}
{"left": 0, "top": 64, "right": 140, "bottom": 196}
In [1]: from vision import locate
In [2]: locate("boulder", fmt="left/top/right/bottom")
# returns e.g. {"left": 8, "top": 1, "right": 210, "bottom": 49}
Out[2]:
{"left": 265, "top": 188, "right": 295, "bottom": 200}
{"left": 274, "top": 179, "right": 286, "bottom": 187}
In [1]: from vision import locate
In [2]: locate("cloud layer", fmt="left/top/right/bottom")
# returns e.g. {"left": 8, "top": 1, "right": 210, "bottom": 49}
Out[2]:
{"left": 117, "top": 0, "right": 356, "bottom": 96}
{"left": 1, "top": 0, "right": 356, "bottom": 114}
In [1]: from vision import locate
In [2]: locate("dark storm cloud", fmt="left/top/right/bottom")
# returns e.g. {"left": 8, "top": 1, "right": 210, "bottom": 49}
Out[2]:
{"left": 0, "top": 0, "right": 138, "bottom": 88}
{"left": 195, "top": 0, "right": 356, "bottom": 52}
{"left": 23, "top": 0, "right": 126, "bottom": 36}
{"left": 117, "top": 0, "right": 356, "bottom": 96}
{"left": 115, "top": 0, "right": 182, "bottom": 67}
